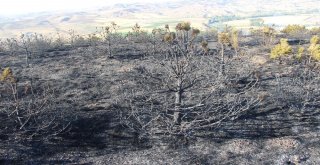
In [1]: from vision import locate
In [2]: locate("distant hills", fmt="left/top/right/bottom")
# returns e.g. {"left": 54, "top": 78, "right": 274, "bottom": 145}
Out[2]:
{"left": 0, "top": 0, "right": 319, "bottom": 38}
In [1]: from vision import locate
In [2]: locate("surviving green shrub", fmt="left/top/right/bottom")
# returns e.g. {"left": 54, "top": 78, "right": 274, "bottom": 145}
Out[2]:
{"left": 163, "top": 32, "right": 176, "bottom": 43}
{"left": 218, "top": 32, "right": 230, "bottom": 45}
{"left": 192, "top": 28, "right": 200, "bottom": 37}
{"left": 296, "top": 46, "right": 305, "bottom": 61}
{"left": 281, "top": 24, "right": 307, "bottom": 37}
{"left": 0, "top": 67, "right": 16, "bottom": 83}
{"left": 217, "top": 28, "right": 239, "bottom": 54}
{"left": 310, "top": 35, "right": 320, "bottom": 44}
{"left": 310, "top": 27, "right": 320, "bottom": 35}
{"left": 270, "top": 38, "right": 292, "bottom": 59}
{"left": 251, "top": 26, "right": 276, "bottom": 46}
{"left": 176, "top": 22, "right": 191, "bottom": 31}
{"left": 231, "top": 29, "right": 239, "bottom": 52}
{"left": 262, "top": 26, "right": 276, "bottom": 46}
{"left": 308, "top": 35, "right": 320, "bottom": 60}
{"left": 172, "top": 21, "right": 201, "bottom": 52}
{"left": 262, "top": 26, "right": 276, "bottom": 37}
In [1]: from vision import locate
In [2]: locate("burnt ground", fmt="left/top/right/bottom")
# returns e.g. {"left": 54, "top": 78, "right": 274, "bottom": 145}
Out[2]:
{"left": 0, "top": 40, "right": 320, "bottom": 165}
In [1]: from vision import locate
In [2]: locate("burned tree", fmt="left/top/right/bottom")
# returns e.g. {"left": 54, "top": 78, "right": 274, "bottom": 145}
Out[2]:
{"left": 0, "top": 67, "right": 72, "bottom": 138}
{"left": 119, "top": 22, "right": 261, "bottom": 140}
{"left": 160, "top": 22, "right": 202, "bottom": 125}
{"left": 98, "top": 22, "right": 121, "bottom": 58}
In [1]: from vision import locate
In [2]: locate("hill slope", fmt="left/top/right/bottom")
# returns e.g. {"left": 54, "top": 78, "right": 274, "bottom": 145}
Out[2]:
{"left": 0, "top": 0, "right": 319, "bottom": 38}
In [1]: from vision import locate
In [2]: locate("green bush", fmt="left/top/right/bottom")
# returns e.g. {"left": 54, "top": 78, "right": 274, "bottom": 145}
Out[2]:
{"left": 281, "top": 24, "right": 307, "bottom": 37}
{"left": 270, "top": 38, "right": 292, "bottom": 59}
{"left": 296, "top": 46, "right": 305, "bottom": 61}
{"left": 309, "top": 27, "right": 320, "bottom": 35}
{"left": 308, "top": 35, "right": 320, "bottom": 60}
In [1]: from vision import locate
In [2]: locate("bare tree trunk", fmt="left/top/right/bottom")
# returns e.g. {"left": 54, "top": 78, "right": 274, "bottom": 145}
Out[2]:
{"left": 174, "top": 79, "right": 182, "bottom": 125}
{"left": 24, "top": 48, "right": 30, "bottom": 67}
{"left": 25, "top": 52, "right": 29, "bottom": 67}
{"left": 183, "top": 32, "right": 188, "bottom": 52}
{"left": 107, "top": 39, "right": 112, "bottom": 58}
{"left": 153, "top": 43, "right": 156, "bottom": 56}
{"left": 219, "top": 43, "right": 225, "bottom": 77}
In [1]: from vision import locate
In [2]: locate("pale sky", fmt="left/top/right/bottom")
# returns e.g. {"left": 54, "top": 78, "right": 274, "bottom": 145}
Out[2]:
{"left": 0, "top": 0, "right": 175, "bottom": 16}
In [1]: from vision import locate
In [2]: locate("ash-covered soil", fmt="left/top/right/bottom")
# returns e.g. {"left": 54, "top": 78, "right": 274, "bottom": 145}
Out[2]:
{"left": 0, "top": 40, "right": 320, "bottom": 164}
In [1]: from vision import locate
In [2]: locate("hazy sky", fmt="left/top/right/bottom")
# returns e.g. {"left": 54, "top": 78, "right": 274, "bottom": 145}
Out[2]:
{"left": 0, "top": 0, "right": 176, "bottom": 16}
